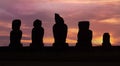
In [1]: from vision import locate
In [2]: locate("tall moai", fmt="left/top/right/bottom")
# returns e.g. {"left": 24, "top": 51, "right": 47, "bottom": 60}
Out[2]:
{"left": 9, "top": 19, "right": 23, "bottom": 48}
{"left": 76, "top": 21, "right": 92, "bottom": 48}
{"left": 30, "top": 19, "right": 44, "bottom": 48}
{"left": 102, "top": 33, "right": 111, "bottom": 47}
{"left": 53, "top": 13, "right": 68, "bottom": 48}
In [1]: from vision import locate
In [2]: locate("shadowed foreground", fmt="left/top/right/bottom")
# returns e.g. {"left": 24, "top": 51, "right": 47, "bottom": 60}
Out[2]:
{"left": 0, "top": 46, "right": 120, "bottom": 62}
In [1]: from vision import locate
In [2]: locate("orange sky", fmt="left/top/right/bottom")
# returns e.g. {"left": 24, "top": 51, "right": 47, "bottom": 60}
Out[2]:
{"left": 0, "top": 0, "right": 120, "bottom": 46}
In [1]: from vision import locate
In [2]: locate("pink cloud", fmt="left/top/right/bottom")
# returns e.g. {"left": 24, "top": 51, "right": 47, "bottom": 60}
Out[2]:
{"left": 0, "top": 0, "right": 120, "bottom": 46}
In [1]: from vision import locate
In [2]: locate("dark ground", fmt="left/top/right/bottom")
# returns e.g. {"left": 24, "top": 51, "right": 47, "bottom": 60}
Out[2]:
{"left": 0, "top": 46, "right": 120, "bottom": 65}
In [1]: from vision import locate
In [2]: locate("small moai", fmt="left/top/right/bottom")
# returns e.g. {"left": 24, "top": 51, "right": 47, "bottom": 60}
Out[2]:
{"left": 53, "top": 13, "right": 68, "bottom": 48}
{"left": 30, "top": 19, "right": 44, "bottom": 48}
{"left": 102, "top": 33, "right": 111, "bottom": 47}
{"left": 76, "top": 21, "right": 93, "bottom": 48}
{"left": 9, "top": 19, "right": 23, "bottom": 48}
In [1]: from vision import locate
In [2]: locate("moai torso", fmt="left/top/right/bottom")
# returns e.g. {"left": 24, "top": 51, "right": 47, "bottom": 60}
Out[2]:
{"left": 10, "top": 30, "right": 22, "bottom": 45}
{"left": 78, "top": 30, "right": 92, "bottom": 46}
{"left": 53, "top": 24, "right": 67, "bottom": 43}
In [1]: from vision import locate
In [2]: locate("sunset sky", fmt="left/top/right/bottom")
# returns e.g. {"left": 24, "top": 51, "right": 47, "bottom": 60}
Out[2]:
{"left": 0, "top": 0, "right": 120, "bottom": 46}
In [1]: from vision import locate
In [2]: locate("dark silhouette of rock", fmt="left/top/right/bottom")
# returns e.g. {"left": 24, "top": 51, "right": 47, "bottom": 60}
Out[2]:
{"left": 9, "top": 19, "right": 23, "bottom": 48}
{"left": 30, "top": 19, "right": 44, "bottom": 48}
{"left": 76, "top": 21, "right": 92, "bottom": 48}
{"left": 53, "top": 13, "right": 68, "bottom": 48}
{"left": 102, "top": 33, "right": 111, "bottom": 47}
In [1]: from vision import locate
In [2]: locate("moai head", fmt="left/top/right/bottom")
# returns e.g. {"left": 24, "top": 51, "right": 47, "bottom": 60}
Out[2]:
{"left": 33, "top": 19, "right": 42, "bottom": 28}
{"left": 55, "top": 13, "right": 64, "bottom": 24}
{"left": 78, "top": 21, "right": 90, "bottom": 30}
{"left": 12, "top": 19, "right": 21, "bottom": 30}
{"left": 103, "top": 33, "right": 110, "bottom": 43}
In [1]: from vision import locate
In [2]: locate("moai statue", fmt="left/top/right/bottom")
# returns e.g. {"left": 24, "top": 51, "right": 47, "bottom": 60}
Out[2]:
{"left": 76, "top": 21, "right": 92, "bottom": 48}
{"left": 30, "top": 19, "right": 44, "bottom": 48}
{"left": 9, "top": 19, "right": 23, "bottom": 48}
{"left": 53, "top": 13, "right": 68, "bottom": 48}
{"left": 102, "top": 33, "right": 111, "bottom": 47}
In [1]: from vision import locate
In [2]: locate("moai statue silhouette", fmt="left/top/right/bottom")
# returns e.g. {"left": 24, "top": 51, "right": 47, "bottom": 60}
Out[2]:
{"left": 30, "top": 19, "right": 44, "bottom": 48}
{"left": 53, "top": 13, "right": 68, "bottom": 48}
{"left": 9, "top": 19, "right": 23, "bottom": 48}
{"left": 102, "top": 33, "right": 111, "bottom": 47}
{"left": 76, "top": 21, "right": 92, "bottom": 48}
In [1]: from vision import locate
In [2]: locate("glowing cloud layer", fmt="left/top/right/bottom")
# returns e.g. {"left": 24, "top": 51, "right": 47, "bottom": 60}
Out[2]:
{"left": 0, "top": 0, "right": 120, "bottom": 46}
